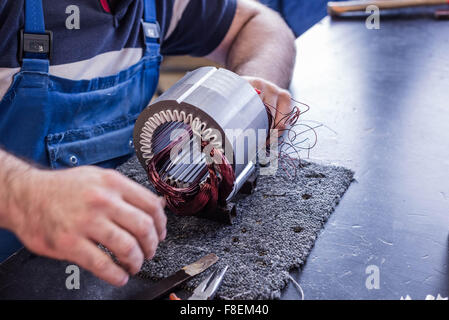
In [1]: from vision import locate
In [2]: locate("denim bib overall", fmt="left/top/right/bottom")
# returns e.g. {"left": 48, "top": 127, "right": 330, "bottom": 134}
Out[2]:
{"left": 0, "top": 0, "right": 161, "bottom": 261}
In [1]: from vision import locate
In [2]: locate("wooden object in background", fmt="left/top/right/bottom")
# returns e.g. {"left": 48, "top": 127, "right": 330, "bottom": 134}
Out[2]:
{"left": 328, "top": 0, "right": 448, "bottom": 16}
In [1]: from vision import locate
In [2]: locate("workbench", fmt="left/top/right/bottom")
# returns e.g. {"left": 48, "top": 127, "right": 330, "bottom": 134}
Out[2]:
{"left": 0, "top": 11, "right": 448, "bottom": 300}
{"left": 283, "top": 13, "right": 449, "bottom": 299}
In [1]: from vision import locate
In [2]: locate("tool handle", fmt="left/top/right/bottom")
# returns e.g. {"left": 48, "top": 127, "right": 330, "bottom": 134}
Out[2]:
{"left": 169, "top": 293, "right": 182, "bottom": 300}
{"left": 328, "top": 0, "right": 448, "bottom": 16}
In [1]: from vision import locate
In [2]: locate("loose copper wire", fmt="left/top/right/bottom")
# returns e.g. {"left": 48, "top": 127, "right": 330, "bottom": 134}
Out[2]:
{"left": 261, "top": 92, "right": 319, "bottom": 179}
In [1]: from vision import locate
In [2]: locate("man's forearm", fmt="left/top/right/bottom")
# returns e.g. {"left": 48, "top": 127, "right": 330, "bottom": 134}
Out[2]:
{"left": 222, "top": 1, "right": 296, "bottom": 89}
{"left": 0, "top": 149, "right": 34, "bottom": 231}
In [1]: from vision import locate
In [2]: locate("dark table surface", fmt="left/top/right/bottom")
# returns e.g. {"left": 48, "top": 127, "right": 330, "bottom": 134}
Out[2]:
{"left": 283, "top": 14, "right": 449, "bottom": 300}
{"left": 1, "top": 12, "right": 448, "bottom": 300}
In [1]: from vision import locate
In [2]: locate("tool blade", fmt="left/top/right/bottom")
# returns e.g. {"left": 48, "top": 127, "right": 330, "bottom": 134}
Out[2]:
{"left": 132, "top": 253, "right": 219, "bottom": 300}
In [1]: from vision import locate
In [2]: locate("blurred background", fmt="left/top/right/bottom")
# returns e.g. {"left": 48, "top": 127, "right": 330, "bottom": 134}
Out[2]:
{"left": 260, "top": 0, "right": 345, "bottom": 36}
{"left": 158, "top": 0, "right": 346, "bottom": 95}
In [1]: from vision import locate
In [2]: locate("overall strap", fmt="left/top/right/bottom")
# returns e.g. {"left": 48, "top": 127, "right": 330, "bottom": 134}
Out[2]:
{"left": 142, "top": 0, "right": 160, "bottom": 46}
{"left": 20, "top": 0, "right": 52, "bottom": 70}
{"left": 25, "top": 0, "right": 45, "bottom": 34}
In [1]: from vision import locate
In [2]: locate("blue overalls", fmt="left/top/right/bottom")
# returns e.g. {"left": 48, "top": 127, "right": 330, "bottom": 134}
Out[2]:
{"left": 0, "top": 0, "right": 161, "bottom": 261}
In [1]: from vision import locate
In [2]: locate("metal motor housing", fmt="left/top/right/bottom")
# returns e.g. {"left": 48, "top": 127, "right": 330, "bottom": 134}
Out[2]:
{"left": 134, "top": 67, "right": 269, "bottom": 203}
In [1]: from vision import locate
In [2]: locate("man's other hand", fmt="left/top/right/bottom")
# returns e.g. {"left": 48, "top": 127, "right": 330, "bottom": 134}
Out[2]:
{"left": 243, "top": 75, "right": 293, "bottom": 133}
{"left": 7, "top": 166, "right": 167, "bottom": 287}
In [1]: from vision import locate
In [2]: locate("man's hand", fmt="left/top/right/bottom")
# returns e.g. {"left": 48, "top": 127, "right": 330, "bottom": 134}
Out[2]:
{"left": 0, "top": 152, "right": 166, "bottom": 287}
{"left": 243, "top": 76, "right": 293, "bottom": 132}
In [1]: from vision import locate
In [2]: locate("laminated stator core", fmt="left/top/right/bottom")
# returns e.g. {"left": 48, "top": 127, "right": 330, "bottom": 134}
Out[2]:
{"left": 133, "top": 67, "right": 269, "bottom": 211}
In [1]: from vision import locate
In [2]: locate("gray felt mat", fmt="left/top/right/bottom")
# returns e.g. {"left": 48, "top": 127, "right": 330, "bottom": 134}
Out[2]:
{"left": 117, "top": 156, "right": 353, "bottom": 300}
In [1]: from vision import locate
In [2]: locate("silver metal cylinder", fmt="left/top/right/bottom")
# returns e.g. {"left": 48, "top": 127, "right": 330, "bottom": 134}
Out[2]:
{"left": 134, "top": 67, "right": 269, "bottom": 197}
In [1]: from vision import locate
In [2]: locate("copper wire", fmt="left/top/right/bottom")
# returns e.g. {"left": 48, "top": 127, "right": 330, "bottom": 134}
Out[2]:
{"left": 146, "top": 89, "right": 318, "bottom": 216}
{"left": 147, "top": 128, "right": 235, "bottom": 216}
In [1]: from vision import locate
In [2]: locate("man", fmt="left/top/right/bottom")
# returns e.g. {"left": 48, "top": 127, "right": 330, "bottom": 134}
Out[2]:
{"left": 0, "top": 0, "right": 295, "bottom": 286}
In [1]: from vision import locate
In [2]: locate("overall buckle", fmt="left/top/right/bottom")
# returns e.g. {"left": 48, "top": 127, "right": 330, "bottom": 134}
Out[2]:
{"left": 19, "top": 29, "right": 53, "bottom": 62}
{"left": 141, "top": 20, "right": 160, "bottom": 40}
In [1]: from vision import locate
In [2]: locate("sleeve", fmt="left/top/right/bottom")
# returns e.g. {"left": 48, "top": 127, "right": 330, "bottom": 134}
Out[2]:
{"left": 160, "top": 0, "right": 237, "bottom": 57}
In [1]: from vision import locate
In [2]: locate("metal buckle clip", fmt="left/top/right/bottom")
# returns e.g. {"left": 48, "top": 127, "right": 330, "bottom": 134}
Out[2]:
{"left": 19, "top": 29, "right": 53, "bottom": 62}
{"left": 141, "top": 20, "right": 160, "bottom": 39}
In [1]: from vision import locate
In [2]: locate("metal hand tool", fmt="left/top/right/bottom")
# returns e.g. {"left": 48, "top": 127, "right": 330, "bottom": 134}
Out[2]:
{"left": 187, "top": 265, "right": 228, "bottom": 300}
